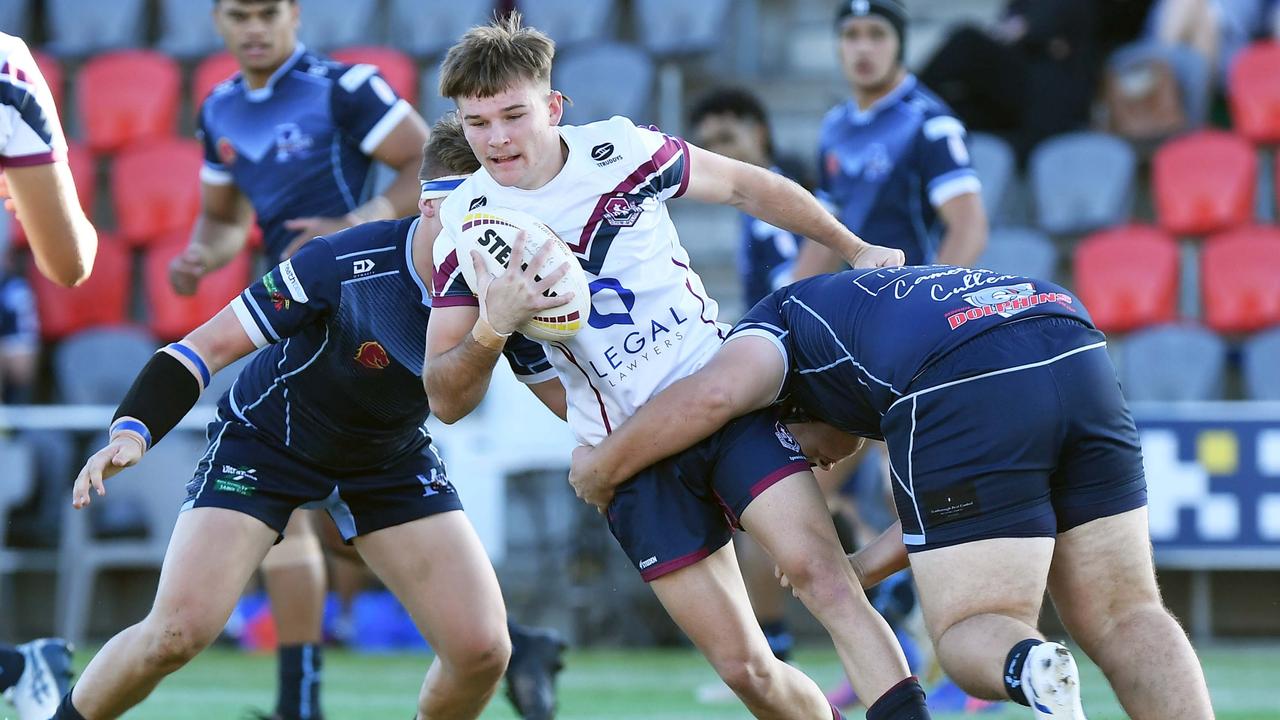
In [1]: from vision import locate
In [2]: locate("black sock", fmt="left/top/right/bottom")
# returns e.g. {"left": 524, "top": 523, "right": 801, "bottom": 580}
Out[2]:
{"left": 760, "top": 619, "right": 794, "bottom": 663}
{"left": 0, "top": 645, "right": 23, "bottom": 693}
{"left": 52, "top": 692, "right": 87, "bottom": 720}
{"left": 276, "top": 643, "right": 323, "bottom": 720}
{"left": 866, "top": 676, "right": 930, "bottom": 720}
{"left": 1003, "top": 638, "right": 1042, "bottom": 706}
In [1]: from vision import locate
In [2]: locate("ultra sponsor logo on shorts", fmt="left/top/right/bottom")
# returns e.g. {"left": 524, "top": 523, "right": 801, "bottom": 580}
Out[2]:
{"left": 280, "top": 259, "right": 310, "bottom": 303}
{"left": 213, "top": 464, "right": 258, "bottom": 496}
{"left": 947, "top": 283, "right": 1075, "bottom": 330}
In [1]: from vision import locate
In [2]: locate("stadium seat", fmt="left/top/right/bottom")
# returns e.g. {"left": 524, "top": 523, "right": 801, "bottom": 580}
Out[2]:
{"left": 1152, "top": 130, "right": 1255, "bottom": 236}
{"left": 976, "top": 227, "right": 1057, "bottom": 281}
{"left": 157, "top": 0, "right": 224, "bottom": 59}
{"left": 0, "top": 436, "right": 51, "bottom": 626}
{"left": 29, "top": 236, "right": 130, "bottom": 341}
{"left": 76, "top": 51, "right": 180, "bottom": 154}
{"left": 554, "top": 43, "right": 655, "bottom": 125}
{"left": 1030, "top": 132, "right": 1135, "bottom": 236}
{"left": 1201, "top": 225, "right": 1280, "bottom": 333}
{"left": 45, "top": 0, "right": 147, "bottom": 57}
{"left": 419, "top": 64, "right": 454, "bottom": 124}
{"left": 111, "top": 138, "right": 203, "bottom": 248}
{"left": 297, "top": 0, "right": 379, "bottom": 52}
{"left": 1118, "top": 323, "right": 1226, "bottom": 401}
{"left": 388, "top": 0, "right": 494, "bottom": 58}
{"left": 144, "top": 233, "right": 252, "bottom": 342}
{"left": 30, "top": 50, "right": 65, "bottom": 113}
{"left": 0, "top": 0, "right": 32, "bottom": 39}
{"left": 55, "top": 432, "right": 207, "bottom": 645}
{"left": 1073, "top": 225, "right": 1179, "bottom": 333}
{"left": 967, "top": 132, "right": 1015, "bottom": 226}
{"left": 331, "top": 46, "right": 418, "bottom": 106}
{"left": 192, "top": 52, "right": 241, "bottom": 109}
{"left": 1228, "top": 42, "right": 1280, "bottom": 144}
{"left": 1107, "top": 40, "right": 1211, "bottom": 133}
{"left": 522, "top": 0, "right": 616, "bottom": 48}
{"left": 1243, "top": 327, "right": 1280, "bottom": 400}
{"left": 632, "top": 0, "right": 731, "bottom": 58}
{"left": 10, "top": 141, "right": 96, "bottom": 248}
{"left": 54, "top": 325, "right": 159, "bottom": 404}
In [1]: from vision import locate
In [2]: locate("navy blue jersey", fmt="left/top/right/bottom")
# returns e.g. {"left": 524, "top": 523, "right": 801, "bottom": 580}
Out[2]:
{"left": 739, "top": 165, "right": 804, "bottom": 307}
{"left": 732, "top": 266, "right": 1093, "bottom": 437}
{"left": 817, "top": 75, "right": 980, "bottom": 265}
{"left": 225, "top": 216, "right": 555, "bottom": 472}
{"left": 196, "top": 46, "right": 411, "bottom": 264}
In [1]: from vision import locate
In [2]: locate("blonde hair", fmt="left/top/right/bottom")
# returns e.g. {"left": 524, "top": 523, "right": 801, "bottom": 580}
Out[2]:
{"left": 419, "top": 112, "right": 479, "bottom": 182}
{"left": 438, "top": 12, "right": 555, "bottom": 100}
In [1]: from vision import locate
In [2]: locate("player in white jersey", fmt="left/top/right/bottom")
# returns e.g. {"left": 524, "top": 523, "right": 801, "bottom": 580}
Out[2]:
{"left": 425, "top": 15, "right": 933, "bottom": 720}
{"left": 0, "top": 32, "right": 96, "bottom": 287}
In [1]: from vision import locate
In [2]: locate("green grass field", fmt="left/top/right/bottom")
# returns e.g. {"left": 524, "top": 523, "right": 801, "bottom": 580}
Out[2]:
{"left": 54, "top": 642, "right": 1277, "bottom": 719}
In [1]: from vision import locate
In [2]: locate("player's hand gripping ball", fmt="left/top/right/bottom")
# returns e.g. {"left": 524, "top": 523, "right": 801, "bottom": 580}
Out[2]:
{"left": 457, "top": 207, "right": 591, "bottom": 341}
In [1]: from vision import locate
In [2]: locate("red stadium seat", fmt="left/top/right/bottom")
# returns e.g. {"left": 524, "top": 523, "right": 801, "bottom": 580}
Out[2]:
{"left": 10, "top": 140, "right": 96, "bottom": 247}
{"left": 330, "top": 46, "right": 418, "bottom": 106}
{"left": 191, "top": 52, "right": 240, "bottom": 109}
{"left": 111, "top": 138, "right": 203, "bottom": 247}
{"left": 1152, "top": 131, "right": 1254, "bottom": 236}
{"left": 76, "top": 51, "right": 179, "bottom": 154}
{"left": 1201, "top": 225, "right": 1280, "bottom": 333}
{"left": 1228, "top": 42, "right": 1280, "bottom": 143}
{"left": 30, "top": 50, "right": 65, "bottom": 113}
{"left": 144, "top": 233, "right": 251, "bottom": 341}
{"left": 1074, "top": 225, "right": 1179, "bottom": 333}
{"left": 29, "top": 234, "right": 130, "bottom": 341}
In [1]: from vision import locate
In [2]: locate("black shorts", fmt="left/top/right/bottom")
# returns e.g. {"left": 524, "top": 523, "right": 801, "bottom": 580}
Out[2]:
{"left": 882, "top": 317, "right": 1148, "bottom": 553}
{"left": 183, "top": 416, "right": 463, "bottom": 541}
{"left": 605, "top": 409, "right": 810, "bottom": 581}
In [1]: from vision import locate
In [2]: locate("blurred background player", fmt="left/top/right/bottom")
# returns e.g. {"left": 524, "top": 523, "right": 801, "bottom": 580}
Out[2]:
{"left": 0, "top": 28, "right": 90, "bottom": 720}
{"left": 166, "top": 2, "right": 430, "bottom": 717}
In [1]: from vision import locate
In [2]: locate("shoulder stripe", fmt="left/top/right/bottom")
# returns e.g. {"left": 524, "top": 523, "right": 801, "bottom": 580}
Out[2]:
{"left": 923, "top": 115, "right": 965, "bottom": 141}
{"left": 338, "top": 64, "right": 377, "bottom": 92}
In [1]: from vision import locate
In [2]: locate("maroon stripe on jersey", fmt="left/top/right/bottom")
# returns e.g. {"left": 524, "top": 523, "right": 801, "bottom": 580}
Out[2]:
{"left": 572, "top": 134, "right": 687, "bottom": 255}
{"left": 551, "top": 341, "right": 612, "bottom": 434}
{"left": 670, "top": 257, "right": 725, "bottom": 340}
{"left": 0, "top": 149, "right": 60, "bottom": 168}
{"left": 429, "top": 295, "right": 478, "bottom": 308}
{"left": 432, "top": 249, "right": 460, "bottom": 296}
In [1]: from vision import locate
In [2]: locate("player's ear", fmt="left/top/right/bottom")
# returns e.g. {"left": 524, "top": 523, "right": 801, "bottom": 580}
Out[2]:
{"left": 418, "top": 195, "right": 436, "bottom": 218}
{"left": 548, "top": 89, "right": 565, "bottom": 127}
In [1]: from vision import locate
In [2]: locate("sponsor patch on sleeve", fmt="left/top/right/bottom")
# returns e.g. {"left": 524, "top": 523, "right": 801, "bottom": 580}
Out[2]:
{"left": 280, "top": 259, "right": 310, "bottom": 303}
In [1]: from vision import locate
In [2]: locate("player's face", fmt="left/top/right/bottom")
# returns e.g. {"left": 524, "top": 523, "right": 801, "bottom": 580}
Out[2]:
{"left": 214, "top": 0, "right": 300, "bottom": 73}
{"left": 694, "top": 114, "right": 768, "bottom": 167}
{"left": 457, "top": 81, "right": 566, "bottom": 190}
{"left": 786, "top": 421, "right": 866, "bottom": 471}
{"left": 837, "top": 16, "right": 900, "bottom": 91}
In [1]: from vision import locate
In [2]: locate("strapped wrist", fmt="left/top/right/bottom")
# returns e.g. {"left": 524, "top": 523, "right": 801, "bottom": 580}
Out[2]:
{"left": 471, "top": 315, "right": 510, "bottom": 351}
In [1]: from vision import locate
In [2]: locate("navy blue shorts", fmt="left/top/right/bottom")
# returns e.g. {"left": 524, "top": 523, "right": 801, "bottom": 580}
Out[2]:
{"left": 882, "top": 317, "right": 1148, "bottom": 553}
{"left": 605, "top": 409, "right": 811, "bottom": 582}
{"left": 183, "top": 416, "right": 463, "bottom": 542}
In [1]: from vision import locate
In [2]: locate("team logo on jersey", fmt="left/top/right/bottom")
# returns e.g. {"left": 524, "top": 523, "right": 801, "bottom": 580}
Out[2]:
{"left": 947, "top": 283, "right": 1075, "bottom": 330}
{"left": 216, "top": 137, "right": 236, "bottom": 165}
{"left": 469, "top": 196, "right": 488, "bottom": 211}
{"left": 355, "top": 341, "right": 391, "bottom": 370}
{"left": 262, "top": 273, "right": 289, "bottom": 311}
{"left": 352, "top": 259, "right": 376, "bottom": 275}
{"left": 592, "top": 142, "right": 622, "bottom": 166}
{"left": 418, "top": 468, "right": 456, "bottom": 497}
{"left": 774, "top": 423, "right": 803, "bottom": 454}
{"left": 602, "top": 193, "right": 643, "bottom": 227}
{"left": 273, "top": 122, "right": 314, "bottom": 162}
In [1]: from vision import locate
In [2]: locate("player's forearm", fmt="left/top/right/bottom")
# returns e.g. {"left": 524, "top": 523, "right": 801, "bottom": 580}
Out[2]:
{"left": 849, "top": 520, "right": 909, "bottom": 588}
{"left": 29, "top": 213, "right": 96, "bottom": 288}
{"left": 190, "top": 213, "right": 251, "bottom": 271}
{"left": 734, "top": 168, "right": 870, "bottom": 265}
{"left": 425, "top": 332, "right": 504, "bottom": 424}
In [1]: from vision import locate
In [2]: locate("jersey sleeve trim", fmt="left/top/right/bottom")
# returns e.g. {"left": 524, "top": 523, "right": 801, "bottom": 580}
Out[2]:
{"left": 514, "top": 367, "right": 558, "bottom": 385}
{"left": 231, "top": 294, "right": 271, "bottom": 348}
{"left": 726, "top": 326, "right": 790, "bottom": 403}
{"left": 927, "top": 169, "right": 981, "bottom": 208}
{"left": 200, "top": 162, "right": 234, "bottom": 185}
{"left": 359, "top": 98, "right": 411, "bottom": 155}
{"left": 0, "top": 149, "right": 60, "bottom": 167}
{"left": 430, "top": 295, "right": 479, "bottom": 308}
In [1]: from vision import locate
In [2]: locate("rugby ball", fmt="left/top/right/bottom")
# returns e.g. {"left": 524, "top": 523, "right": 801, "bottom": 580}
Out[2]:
{"left": 456, "top": 206, "right": 590, "bottom": 341}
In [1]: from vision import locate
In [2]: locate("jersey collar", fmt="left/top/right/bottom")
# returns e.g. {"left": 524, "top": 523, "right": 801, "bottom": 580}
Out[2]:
{"left": 245, "top": 43, "right": 307, "bottom": 103}
{"left": 846, "top": 73, "right": 917, "bottom": 125}
{"left": 401, "top": 216, "right": 432, "bottom": 307}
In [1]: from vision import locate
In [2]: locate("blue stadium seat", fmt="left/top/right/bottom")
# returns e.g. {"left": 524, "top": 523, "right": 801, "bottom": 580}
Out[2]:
{"left": 388, "top": 0, "right": 494, "bottom": 58}
{"left": 45, "top": 0, "right": 147, "bottom": 56}
{"left": 156, "top": 0, "right": 224, "bottom": 58}
{"left": 419, "top": 63, "right": 455, "bottom": 125}
{"left": 1107, "top": 41, "right": 1211, "bottom": 131}
{"left": 975, "top": 227, "right": 1058, "bottom": 281}
{"left": 0, "top": 0, "right": 33, "bottom": 39}
{"left": 1119, "top": 323, "right": 1227, "bottom": 402}
{"left": 967, "top": 132, "right": 1016, "bottom": 226}
{"left": 55, "top": 327, "right": 159, "bottom": 404}
{"left": 1243, "top": 326, "right": 1280, "bottom": 400}
{"left": 1030, "top": 131, "right": 1136, "bottom": 236}
{"left": 298, "top": 0, "right": 379, "bottom": 52}
{"left": 632, "top": 0, "right": 731, "bottom": 58}
{"left": 554, "top": 43, "right": 655, "bottom": 125}
{"left": 522, "top": 0, "right": 616, "bottom": 48}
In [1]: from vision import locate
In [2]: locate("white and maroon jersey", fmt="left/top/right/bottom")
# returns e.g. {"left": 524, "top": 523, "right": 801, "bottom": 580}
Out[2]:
{"left": 433, "top": 116, "right": 728, "bottom": 445}
{"left": 0, "top": 33, "right": 66, "bottom": 168}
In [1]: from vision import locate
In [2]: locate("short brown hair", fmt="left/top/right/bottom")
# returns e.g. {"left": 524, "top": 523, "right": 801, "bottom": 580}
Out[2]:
{"left": 438, "top": 12, "right": 555, "bottom": 100}
{"left": 419, "top": 112, "right": 480, "bottom": 182}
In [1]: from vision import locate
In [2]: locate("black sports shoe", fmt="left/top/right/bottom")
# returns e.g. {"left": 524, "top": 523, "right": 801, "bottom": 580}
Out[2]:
{"left": 504, "top": 625, "right": 567, "bottom": 720}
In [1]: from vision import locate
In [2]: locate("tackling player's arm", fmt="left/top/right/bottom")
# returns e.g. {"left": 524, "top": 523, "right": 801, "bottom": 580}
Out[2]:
{"left": 527, "top": 378, "right": 568, "bottom": 421}
{"left": 847, "top": 520, "right": 909, "bottom": 589}
{"left": 934, "top": 191, "right": 987, "bottom": 267}
{"left": 568, "top": 335, "right": 784, "bottom": 508}
{"left": 171, "top": 180, "right": 255, "bottom": 295}
{"left": 1, "top": 162, "right": 97, "bottom": 287}
{"left": 680, "top": 143, "right": 903, "bottom": 269}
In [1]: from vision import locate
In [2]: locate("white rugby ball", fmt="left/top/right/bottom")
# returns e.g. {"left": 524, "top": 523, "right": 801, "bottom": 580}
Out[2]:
{"left": 456, "top": 206, "right": 590, "bottom": 341}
